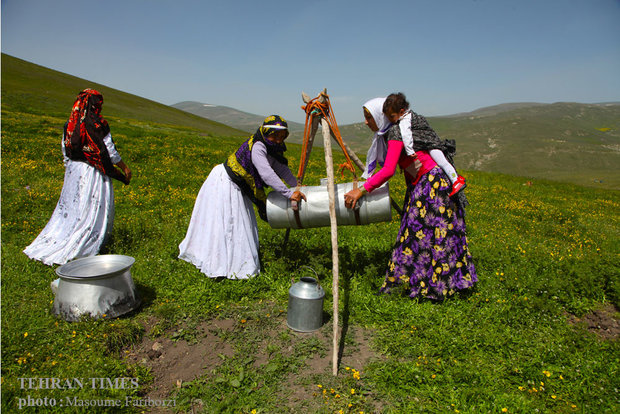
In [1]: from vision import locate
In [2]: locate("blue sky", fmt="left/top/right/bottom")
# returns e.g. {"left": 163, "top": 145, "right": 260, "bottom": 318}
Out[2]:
{"left": 2, "top": 0, "right": 619, "bottom": 124}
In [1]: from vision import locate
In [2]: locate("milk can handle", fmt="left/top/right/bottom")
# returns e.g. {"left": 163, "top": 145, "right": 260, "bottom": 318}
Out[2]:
{"left": 292, "top": 266, "right": 321, "bottom": 290}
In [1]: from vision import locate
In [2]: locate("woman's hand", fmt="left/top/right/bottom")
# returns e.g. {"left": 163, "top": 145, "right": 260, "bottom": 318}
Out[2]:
{"left": 290, "top": 190, "right": 306, "bottom": 204}
{"left": 116, "top": 161, "right": 132, "bottom": 184}
{"left": 344, "top": 187, "right": 364, "bottom": 209}
{"left": 290, "top": 190, "right": 306, "bottom": 212}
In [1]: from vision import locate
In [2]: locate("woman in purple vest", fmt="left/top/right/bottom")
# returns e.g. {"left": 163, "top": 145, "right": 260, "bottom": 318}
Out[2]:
{"left": 179, "top": 115, "right": 305, "bottom": 279}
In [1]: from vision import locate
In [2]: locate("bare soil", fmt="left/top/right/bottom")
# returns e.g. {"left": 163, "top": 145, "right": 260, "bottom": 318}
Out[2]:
{"left": 124, "top": 310, "right": 381, "bottom": 413}
{"left": 124, "top": 303, "right": 618, "bottom": 412}
{"left": 566, "top": 303, "right": 620, "bottom": 341}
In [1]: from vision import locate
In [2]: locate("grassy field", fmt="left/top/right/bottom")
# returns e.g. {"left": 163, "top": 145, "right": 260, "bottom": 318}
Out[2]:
{"left": 2, "top": 56, "right": 620, "bottom": 413}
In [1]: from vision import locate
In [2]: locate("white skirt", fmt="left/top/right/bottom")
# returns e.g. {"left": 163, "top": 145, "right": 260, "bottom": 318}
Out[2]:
{"left": 23, "top": 159, "right": 115, "bottom": 266}
{"left": 178, "top": 164, "right": 260, "bottom": 279}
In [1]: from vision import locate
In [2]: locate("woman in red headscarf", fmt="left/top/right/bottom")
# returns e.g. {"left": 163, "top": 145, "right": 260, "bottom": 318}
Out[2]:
{"left": 24, "top": 89, "right": 132, "bottom": 265}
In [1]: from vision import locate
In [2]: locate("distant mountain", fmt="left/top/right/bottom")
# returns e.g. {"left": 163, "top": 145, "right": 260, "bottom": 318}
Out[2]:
{"left": 171, "top": 101, "right": 305, "bottom": 134}
{"left": 438, "top": 101, "right": 620, "bottom": 118}
{"left": 306, "top": 102, "right": 620, "bottom": 189}
{"left": 175, "top": 99, "right": 620, "bottom": 189}
{"left": 427, "top": 102, "right": 620, "bottom": 189}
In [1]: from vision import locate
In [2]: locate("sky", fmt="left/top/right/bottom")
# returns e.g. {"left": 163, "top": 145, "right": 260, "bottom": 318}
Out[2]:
{"left": 2, "top": 0, "right": 619, "bottom": 124}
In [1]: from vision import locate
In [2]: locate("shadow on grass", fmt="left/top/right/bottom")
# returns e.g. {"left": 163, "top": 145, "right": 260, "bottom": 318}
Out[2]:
{"left": 134, "top": 282, "right": 158, "bottom": 312}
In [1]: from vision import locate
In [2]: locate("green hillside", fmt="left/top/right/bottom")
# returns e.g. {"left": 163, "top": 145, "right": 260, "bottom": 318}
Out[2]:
{"left": 1, "top": 54, "right": 246, "bottom": 137}
{"left": 334, "top": 103, "right": 620, "bottom": 190}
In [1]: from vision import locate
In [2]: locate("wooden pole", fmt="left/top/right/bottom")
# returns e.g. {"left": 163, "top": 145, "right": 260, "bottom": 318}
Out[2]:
{"left": 322, "top": 117, "right": 340, "bottom": 376}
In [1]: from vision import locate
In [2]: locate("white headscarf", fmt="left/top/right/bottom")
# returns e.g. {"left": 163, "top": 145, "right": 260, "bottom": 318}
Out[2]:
{"left": 361, "top": 97, "right": 392, "bottom": 179}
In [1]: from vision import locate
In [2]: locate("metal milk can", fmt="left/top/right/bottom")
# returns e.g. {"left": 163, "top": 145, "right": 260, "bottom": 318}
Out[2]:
{"left": 287, "top": 270, "right": 325, "bottom": 332}
{"left": 266, "top": 181, "right": 391, "bottom": 229}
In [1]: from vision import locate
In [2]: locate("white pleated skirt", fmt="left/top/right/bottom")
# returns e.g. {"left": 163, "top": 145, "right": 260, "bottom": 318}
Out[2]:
{"left": 23, "top": 159, "right": 115, "bottom": 266}
{"left": 178, "top": 164, "right": 260, "bottom": 279}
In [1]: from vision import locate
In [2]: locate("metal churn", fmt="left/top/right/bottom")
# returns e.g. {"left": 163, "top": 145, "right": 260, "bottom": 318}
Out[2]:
{"left": 287, "top": 268, "right": 325, "bottom": 332}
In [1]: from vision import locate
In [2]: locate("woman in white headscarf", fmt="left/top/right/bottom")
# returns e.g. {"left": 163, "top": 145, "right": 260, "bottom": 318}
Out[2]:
{"left": 360, "top": 97, "right": 391, "bottom": 179}
{"left": 344, "top": 97, "right": 477, "bottom": 301}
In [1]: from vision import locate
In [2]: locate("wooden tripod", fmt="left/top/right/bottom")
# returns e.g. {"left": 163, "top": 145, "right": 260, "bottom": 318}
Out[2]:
{"left": 295, "top": 89, "right": 364, "bottom": 376}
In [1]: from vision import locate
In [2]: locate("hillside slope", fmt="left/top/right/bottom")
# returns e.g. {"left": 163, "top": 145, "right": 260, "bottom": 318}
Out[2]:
{"left": 1, "top": 54, "right": 245, "bottom": 137}
{"left": 332, "top": 103, "right": 620, "bottom": 190}
{"left": 170, "top": 90, "right": 619, "bottom": 189}
{"left": 172, "top": 101, "right": 305, "bottom": 133}
{"left": 430, "top": 102, "right": 620, "bottom": 189}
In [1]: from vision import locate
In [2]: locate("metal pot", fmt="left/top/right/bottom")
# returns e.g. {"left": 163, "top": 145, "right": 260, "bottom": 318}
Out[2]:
{"left": 52, "top": 255, "right": 140, "bottom": 322}
{"left": 287, "top": 271, "right": 325, "bottom": 332}
{"left": 266, "top": 181, "right": 391, "bottom": 229}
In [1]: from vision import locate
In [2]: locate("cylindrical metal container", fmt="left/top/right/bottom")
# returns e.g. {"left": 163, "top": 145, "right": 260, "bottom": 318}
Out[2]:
{"left": 287, "top": 276, "right": 325, "bottom": 332}
{"left": 267, "top": 181, "right": 391, "bottom": 229}
{"left": 53, "top": 255, "right": 140, "bottom": 322}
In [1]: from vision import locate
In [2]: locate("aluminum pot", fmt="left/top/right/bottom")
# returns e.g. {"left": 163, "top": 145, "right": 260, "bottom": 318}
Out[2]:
{"left": 52, "top": 255, "right": 140, "bottom": 322}
{"left": 267, "top": 181, "right": 391, "bottom": 229}
{"left": 287, "top": 274, "right": 325, "bottom": 333}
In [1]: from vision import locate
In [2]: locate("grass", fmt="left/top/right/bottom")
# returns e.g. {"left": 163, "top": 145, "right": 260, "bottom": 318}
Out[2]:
{"left": 2, "top": 55, "right": 620, "bottom": 413}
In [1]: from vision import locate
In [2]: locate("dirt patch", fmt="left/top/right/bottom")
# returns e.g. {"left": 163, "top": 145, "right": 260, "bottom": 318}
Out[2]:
{"left": 124, "top": 317, "right": 236, "bottom": 400}
{"left": 124, "top": 310, "right": 382, "bottom": 413}
{"left": 567, "top": 304, "right": 620, "bottom": 340}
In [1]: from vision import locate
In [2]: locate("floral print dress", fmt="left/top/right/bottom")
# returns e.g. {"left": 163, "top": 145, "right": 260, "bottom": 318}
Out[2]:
{"left": 380, "top": 166, "right": 477, "bottom": 300}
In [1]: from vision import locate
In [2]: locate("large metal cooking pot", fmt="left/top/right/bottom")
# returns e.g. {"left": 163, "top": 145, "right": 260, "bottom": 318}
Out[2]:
{"left": 52, "top": 255, "right": 140, "bottom": 322}
{"left": 267, "top": 181, "right": 391, "bottom": 229}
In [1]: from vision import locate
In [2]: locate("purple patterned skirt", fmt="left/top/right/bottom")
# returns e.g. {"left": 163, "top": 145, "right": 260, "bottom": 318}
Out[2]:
{"left": 380, "top": 167, "right": 477, "bottom": 300}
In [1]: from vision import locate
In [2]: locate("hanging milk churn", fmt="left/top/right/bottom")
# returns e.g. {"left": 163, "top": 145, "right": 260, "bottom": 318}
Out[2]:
{"left": 287, "top": 268, "right": 325, "bottom": 332}
{"left": 266, "top": 181, "right": 391, "bottom": 229}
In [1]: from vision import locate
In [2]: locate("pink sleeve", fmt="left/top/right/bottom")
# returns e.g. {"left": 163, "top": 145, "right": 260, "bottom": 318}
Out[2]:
{"left": 363, "top": 140, "right": 403, "bottom": 193}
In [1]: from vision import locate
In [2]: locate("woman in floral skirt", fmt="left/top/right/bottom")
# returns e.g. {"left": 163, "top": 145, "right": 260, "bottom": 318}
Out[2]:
{"left": 344, "top": 96, "right": 477, "bottom": 300}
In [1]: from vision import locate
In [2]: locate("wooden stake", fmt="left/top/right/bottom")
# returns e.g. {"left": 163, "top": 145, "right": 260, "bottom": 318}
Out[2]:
{"left": 322, "top": 117, "right": 340, "bottom": 376}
